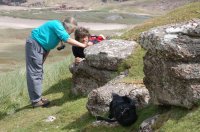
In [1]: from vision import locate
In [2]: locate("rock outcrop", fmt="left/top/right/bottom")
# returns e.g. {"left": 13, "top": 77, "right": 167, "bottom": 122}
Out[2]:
{"left": 86, "top": 74, "right": 150, "bottom": 116}
{"left": 139, "top": 115, "right": 160, "bottom": 132}
{"left": 84, "top": 39, "right": 136, "bottom": 71}
{"left": 139, "top": 19, "right": 200, "bottom": 108}
{"left": 69, "top": 39, "right": 137, "bottom": 96}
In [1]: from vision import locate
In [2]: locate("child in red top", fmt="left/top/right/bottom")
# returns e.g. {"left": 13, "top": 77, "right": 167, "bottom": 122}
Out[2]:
{"left": 72, "top": 27, "right": 106, "bottom": 64}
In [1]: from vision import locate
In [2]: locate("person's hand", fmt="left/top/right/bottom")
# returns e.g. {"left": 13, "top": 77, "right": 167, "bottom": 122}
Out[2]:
{"left": 87, "top": 41, "right": 94, "bottom": 46}
{"left": 81, "top": 40, "right": 87, "bottom": 48}
{"left": 84, "top": 42, "right": 89, "bottom": 48}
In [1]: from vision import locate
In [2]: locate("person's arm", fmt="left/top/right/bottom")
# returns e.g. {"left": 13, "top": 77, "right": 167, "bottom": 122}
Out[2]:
{"left": 66, "top": 38, "right": 87, "bottom": 48}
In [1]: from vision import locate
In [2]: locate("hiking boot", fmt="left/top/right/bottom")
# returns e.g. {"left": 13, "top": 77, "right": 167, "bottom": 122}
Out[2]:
{"left": 32, "top": 98, "right": 50, "bottom": 108}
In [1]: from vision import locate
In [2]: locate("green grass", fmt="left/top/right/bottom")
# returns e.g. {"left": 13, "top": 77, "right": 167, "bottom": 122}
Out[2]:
{"left": 0, "top": 55, "right": 74, "bottom": 118}
{"left": 118, "top": 45, "right": 146, "bottom": 84}
{"left": 160, "top": 108, "right": 200, "bottom": 132}
{"left": 0, "top": 54, "right": 159, "bottom": 131}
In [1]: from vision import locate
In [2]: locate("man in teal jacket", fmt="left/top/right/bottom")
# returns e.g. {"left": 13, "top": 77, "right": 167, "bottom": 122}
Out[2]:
{"left": 26, "top": 17, "right": 87, "bottom": 107}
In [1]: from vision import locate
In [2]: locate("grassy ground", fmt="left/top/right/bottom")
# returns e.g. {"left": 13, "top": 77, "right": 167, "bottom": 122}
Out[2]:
{"left": 0, "top": 54, "right": 159, "bottom": 131}
{"left": 157, "top": 106, "right": 200, "bottom": 132}
{"left": 1, "top": 1, "right": 200, "bottom": 131}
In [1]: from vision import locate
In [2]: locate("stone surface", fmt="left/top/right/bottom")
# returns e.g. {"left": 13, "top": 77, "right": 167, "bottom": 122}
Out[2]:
{"left": 92, "top": 120, "right": 119, "bottom": 127}
{"left": 69, "top": 39, "right": 137, "bottom": 96}
{"left": 139, "top": 19, "right": 200, "bottom": 108}
{"left": 86, "top": 75, "right": 150, "bottom": 116}
{"left": 139, "top": 115, "right": 160, "bottom": 132}
{"left": 84, "top": 39, "right": 137, "bottom": 71}
{"left": 69, "top": 61, "right": 118, "bottom": 96}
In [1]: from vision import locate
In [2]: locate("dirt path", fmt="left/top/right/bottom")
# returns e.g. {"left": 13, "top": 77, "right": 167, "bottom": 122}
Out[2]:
{"left": 0, "top": 16, "right": 128, "bottom": 30}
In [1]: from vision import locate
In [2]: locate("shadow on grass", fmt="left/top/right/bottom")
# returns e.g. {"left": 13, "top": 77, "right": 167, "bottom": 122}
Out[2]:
{"left": 62, "top": 112, "right": 95, "bottom": 131}
{"left": 15, "top": 104, "right": 33, "bottom": 112}
{"left": 15, "top": 78, "right": 83, "bottom": 113}
{"left": 43, "top": 78, "right": 84, "bottom": 107}
{"left": 60, "top": 105, "right": 160, "bottom": 132}
{"left": 170, "top": 106, "right": 191, "bottom": 119}
{"left": 62, "top": 111, "right": 133, "bottom": 132}
{"left": 0, "top": 112, "right": 7, "bottom": 120}
{"left": 134, "top": 105, "right": 191, "bottom": 131}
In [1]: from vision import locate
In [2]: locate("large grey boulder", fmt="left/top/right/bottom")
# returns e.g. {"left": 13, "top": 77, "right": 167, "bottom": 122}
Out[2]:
{"left": 86, "top": 74, "right": 150, "bottom": 116}
{"left": 69, "top": 61, "right": 118, "bottom": 96}
{"left": 84, "top": 40, "right": 136, "bottom": 71}
{"left": 69, "top": 39, "right": 137, "bottom": 96}
{"left": 139, "top": 19, "right": 200, "bottom": 108}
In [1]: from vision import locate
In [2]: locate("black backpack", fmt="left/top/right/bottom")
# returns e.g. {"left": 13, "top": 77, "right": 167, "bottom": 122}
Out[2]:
{"left": 97, "top": 93, "right": 137, "bottom": 127}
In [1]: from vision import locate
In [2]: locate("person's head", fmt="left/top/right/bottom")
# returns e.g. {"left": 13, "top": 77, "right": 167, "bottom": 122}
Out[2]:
{"left": 74, "top": 27, "right": 90, "bottom": 44}
{"left": 63, "top": 17, "right": 78, "bottom": 34}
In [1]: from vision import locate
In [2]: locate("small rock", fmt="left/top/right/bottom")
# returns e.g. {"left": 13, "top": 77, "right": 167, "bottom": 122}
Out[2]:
{"left": 92, "top": 120, "right": 119, "bottom": 127}
{"left": 139, "top": 114, "right": 160, "bottom": 132}
{"left": 44, "top": 116, "right": 56, "bottom": 122}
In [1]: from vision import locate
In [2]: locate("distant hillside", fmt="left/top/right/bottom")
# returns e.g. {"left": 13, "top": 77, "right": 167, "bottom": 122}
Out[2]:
{"left": 132, "top": 0, "right": 199, "bottom": 13}
{"left": 0, "top": 0, "right": 198, "bottom": 13}
{"left": 0, "top": 0, "right": 128, "bottom": 7}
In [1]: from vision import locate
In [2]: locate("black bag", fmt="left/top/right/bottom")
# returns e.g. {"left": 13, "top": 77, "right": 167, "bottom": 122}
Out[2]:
{"left": 97, "top": 93, "right": 137, "bottom": 127}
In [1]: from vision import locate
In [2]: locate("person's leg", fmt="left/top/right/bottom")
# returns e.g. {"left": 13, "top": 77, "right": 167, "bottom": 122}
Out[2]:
{"left": 25, "top": 38, "right": 46, "bottom": 103}
{"left": 72, "top": 46, "right": 85, "bottom": 64}
{"left": 72, "top": 46, "right": 85, "bottom": 58}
